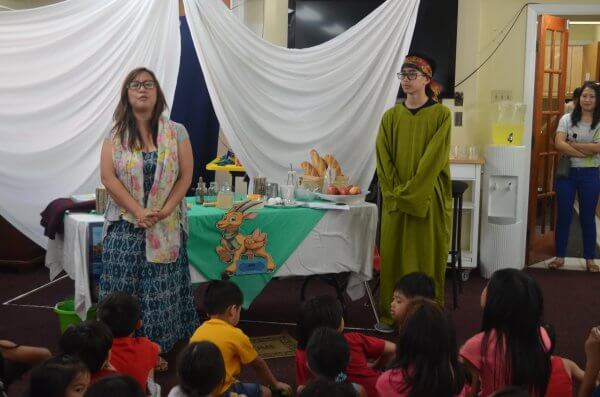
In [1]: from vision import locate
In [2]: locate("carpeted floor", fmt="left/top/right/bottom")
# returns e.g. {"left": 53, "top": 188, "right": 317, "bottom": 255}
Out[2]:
{"left": 1, "top": 264, "right": 598, "bottom": 396}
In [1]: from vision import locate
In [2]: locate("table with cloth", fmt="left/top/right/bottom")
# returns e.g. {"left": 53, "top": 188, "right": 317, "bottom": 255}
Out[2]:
{"left": 45, "top": 199, "right": 377, "bottom": 319}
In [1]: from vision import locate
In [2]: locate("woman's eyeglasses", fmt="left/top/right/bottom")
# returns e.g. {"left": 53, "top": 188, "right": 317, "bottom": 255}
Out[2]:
{"left": 397, "top": 72, "right": 424, "bottom": 81}
{"left": 128, "top": 80, "right": 156, "bottom": 90}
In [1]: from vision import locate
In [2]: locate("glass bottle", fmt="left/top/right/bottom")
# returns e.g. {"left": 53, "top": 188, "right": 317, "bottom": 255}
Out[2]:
{"left": 195, "top": 177, "right": 208, "bottom": 204}
{"left": 208, "top": 181, "right": 218, "bottom": 201}
{"left": 216, "top": 182, "right": 234, "bottom": 210}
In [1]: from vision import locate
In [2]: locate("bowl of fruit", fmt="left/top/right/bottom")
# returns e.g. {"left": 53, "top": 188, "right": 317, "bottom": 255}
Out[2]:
{"left": 315, "top": 185, "right": 366, "bottom": 204}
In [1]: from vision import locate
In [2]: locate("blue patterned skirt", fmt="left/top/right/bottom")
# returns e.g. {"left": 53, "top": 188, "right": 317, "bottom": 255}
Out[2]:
{"left": 100, "top": 220, "right": 199, "bottom": 352}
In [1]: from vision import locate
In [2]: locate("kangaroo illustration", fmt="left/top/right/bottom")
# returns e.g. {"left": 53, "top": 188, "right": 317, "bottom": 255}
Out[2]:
{"left": 215, "top": 200, "right": 275, "bottom": 275}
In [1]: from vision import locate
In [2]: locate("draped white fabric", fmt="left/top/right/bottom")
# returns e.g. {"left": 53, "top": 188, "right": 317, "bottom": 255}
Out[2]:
{"left": 0, "top": 0, "right": 180, "bottom": 247}
{"left": 183, "top": 0, "right": 420, "bottom": 190}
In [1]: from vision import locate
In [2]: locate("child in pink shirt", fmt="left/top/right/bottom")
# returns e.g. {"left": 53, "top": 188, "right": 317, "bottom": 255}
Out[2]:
{"left": 376, "top": 298, "right": 466, "bottom": 397}
{"left": 460, "top": 269, "right": 552, "bottom": 397}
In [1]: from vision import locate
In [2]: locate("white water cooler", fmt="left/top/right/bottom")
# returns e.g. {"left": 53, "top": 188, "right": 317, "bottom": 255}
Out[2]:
{"left": 480, "top": 145, "right": 528, "bottom": 278}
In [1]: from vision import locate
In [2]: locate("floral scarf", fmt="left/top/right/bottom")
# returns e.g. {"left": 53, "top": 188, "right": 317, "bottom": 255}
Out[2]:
{"left": 111, "top": 116, "right": 181, "bottom": 263}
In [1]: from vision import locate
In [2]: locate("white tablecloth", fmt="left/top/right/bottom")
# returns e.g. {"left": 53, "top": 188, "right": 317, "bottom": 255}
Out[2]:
{"left": 45, "top": 204, "right": 377, "bottom": 319}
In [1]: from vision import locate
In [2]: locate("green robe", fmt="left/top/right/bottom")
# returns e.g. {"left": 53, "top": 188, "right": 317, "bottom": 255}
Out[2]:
{"left": 376, "top": 102, "right": 452, "bottom": 324}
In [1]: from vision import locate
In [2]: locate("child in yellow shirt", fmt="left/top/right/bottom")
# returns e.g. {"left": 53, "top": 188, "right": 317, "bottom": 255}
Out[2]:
{"left": 190, "top": 280, "right": 291, "bottom": 397}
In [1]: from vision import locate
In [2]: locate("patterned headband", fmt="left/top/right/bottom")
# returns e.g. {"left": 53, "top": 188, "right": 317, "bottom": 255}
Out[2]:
{"left": 402, "top": 56, "right": 443, "bottom": 101}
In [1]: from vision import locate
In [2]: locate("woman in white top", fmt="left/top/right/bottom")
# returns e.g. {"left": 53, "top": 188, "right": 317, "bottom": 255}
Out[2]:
{"left": 550, "top": 81, "right": 600, "bottom": 272}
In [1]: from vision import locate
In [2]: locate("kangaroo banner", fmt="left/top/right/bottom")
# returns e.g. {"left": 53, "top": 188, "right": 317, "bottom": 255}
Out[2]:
{"left": 185, "top": 198, "right": 325, "bottom": 308}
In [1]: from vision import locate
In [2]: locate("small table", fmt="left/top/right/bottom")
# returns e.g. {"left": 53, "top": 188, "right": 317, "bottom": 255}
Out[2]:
{"left": 206, "top": 158, "right": 247, "bottom": 192}
{"left": 45, "top": 202, "right": 377, "bottom": 319}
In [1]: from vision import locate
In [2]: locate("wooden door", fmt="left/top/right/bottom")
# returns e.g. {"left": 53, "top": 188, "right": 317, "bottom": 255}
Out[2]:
{"left": 526, "top": 15, "right": 569, "bottom": 266}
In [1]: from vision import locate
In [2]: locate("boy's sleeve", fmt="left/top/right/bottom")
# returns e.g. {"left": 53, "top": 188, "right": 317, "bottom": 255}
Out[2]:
{"left": 235, "top": 329, "right": 259, "bottom": 364}
{"left": 350, "top": 333, "right": 385, "bottom": 359}
{"left": 459, "top": 333, "right": 483, "bottom": 370}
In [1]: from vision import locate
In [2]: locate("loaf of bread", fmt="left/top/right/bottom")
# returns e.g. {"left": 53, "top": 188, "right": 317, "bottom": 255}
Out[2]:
{"left": 301, "top": 161, "right": 319, "bottom": 176}
{"left": 310, "top": 149, "right": 321, "bottom": 170}
{"left": 324, "top": 154, "right": 343, "bottom": 177}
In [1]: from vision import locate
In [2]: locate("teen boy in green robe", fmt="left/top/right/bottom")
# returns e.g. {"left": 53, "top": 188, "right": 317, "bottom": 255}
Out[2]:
{"left": 375, "top": 55, "right": 452, "bottom": 330}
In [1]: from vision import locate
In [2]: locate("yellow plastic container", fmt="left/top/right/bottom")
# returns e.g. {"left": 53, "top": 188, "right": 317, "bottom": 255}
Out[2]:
{"left": 54, "top": 299, "right": 97, "bottom": 334}
{"left": 492, "top": 123, "right": 524, "bottom": 146}
{"left": 491, "top": 102, "right": 526, "bottom": 146}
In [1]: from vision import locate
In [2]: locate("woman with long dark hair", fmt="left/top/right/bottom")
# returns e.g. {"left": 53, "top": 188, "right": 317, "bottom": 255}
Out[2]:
{"left": 99, "top": 67, "right": 198, "bottom": 353}
{"left": 376, "top": 297, "right": 465, "bottom": 396}
{"left": 550, "top": 81, "right": 600, "bottom": 272}
{"left": 460, "top": 269, "right": 555, "bottom": 396}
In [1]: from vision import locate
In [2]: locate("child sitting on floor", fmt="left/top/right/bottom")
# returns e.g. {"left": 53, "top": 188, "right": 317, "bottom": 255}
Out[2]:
{"left": 295, "top": 294, "right": 395, "bottom": 397}
{"left": 168, "top": 341, "right": 243, "bottom": 397}
{"left": 59, "top": 320, "right": 117, "bottom": 384}
{"left": 376, "top": 298, "right": 466, "bottom": 396}
{"left": 390, "top": 272, "right": 435, "bottom": 323}
{"left": 190, "top": 280, "right": 291, "bottom": 397}
{"left": 0, "top": 338, "right": 51, "bottom": 392}
{"left": 84, "top": 374, "right": 146, "bottom": 397}
{"left": 298, "top": 327, "right": 366, "bottom": 397}
{"left": 27, "top": 354, "right": 90, "bottom": 397}
{"left": 299, "top": 377, "right": 359, "bottom": 397}
{"left": 97, "top": 292, "right": 160, "bottom": 393}
{"left": 460, "top": 268, "right": 567, "bottom": 397}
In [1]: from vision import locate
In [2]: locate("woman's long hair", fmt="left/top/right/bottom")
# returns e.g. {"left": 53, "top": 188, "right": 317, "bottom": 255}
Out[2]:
{"left": 112, "top": 67, "right": 168, "bottom": 149}
{"left": 388, "top": 298, "right": 465, "bottom": 397}
{"left": 570, "top": 80, "right": 600, "bottom": 129}
{"left": 481, "top": 269, "right": 550, "bottom": 396}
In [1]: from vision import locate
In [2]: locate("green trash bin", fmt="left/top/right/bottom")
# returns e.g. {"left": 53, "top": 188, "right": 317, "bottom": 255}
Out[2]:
{"left": 54, "top": 299, "right": 97, "bottom": 334}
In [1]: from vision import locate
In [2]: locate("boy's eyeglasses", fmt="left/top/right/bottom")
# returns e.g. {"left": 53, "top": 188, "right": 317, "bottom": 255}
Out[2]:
{"left": 397, "top": 72, "right": 425, "bottom": 81}
{"left": 128, "top": 80, "right": 156, "bottom": 90}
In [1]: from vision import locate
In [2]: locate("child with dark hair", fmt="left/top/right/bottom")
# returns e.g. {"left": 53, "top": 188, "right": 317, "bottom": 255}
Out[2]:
{"left": 28, "top": 354, "right": 90, "bottom": 397}
{"left": 0, "top": 338, "right": 52, "bottom": 393}
{"left": 299, "top": 377, "right": 360, "bottom": 397}
{"left": 190, "top": 280, "right": 291, "bottom": 397}
{"left": 84, "top": 374, "right": 145, "bottom": 397}
{"left": 389, "top": 272, "right": 435, "bottom": 323}
{"left": 295, "top": 295, "right": 395, "bottom": 397}
{"left": 377, "top": 298, "right": 466, "bottom": 396}
{"left": 59, "top": 320, "right": 116, "bottom": 383}
{"left": 168, "top": 341, "right": 229, "bottom": 397}
{"left": 301, "top": 327, "right": 366, "bottom": 397}
{"left": 460, "top": 269, "right": 564, "bottom": 396}
{"left": 97, "top": 292, "right": 160, "bottom": 391}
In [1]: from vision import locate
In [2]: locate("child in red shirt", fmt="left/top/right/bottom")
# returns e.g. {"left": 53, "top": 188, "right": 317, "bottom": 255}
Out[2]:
{"left": 97, "top": 292, "right": 159, "bottom": 391}
{"left": 295, "top": 295, "right": 395, "bottom": 397}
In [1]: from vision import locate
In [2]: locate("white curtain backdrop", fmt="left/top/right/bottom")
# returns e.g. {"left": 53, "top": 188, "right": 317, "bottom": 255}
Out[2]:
{"left": 183, "top": 0, "right": 420, "bottom": 190}
{"left": 0, "top": 0, "right": 180, "bottom": 247}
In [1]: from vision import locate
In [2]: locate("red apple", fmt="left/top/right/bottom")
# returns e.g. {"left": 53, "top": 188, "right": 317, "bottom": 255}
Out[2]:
{"left": 326, "top": 186, "right": 339, "bottom": 195}
{"left": 338, "top": 186, "right": 350, "bottom": 195}
{"left": 349, "top": 185, "right": 361, "bottom": 195}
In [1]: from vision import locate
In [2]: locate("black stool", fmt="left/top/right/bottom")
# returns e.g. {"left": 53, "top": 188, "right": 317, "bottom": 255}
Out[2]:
{"left": 448, "top": 180, "right": 469, "bottom": 309}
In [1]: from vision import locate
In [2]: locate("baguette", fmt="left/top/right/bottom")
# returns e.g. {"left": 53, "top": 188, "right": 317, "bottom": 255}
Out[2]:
{"left": 310, "top": 149, "right": 321, "bottom": 170}
{"left": 317, "top": 157, "right": 328, "bottom": 177}
{"left": 324, "top": 154, "right": 343, "bottom": 177}
{"left": 301, "top": 161, "right": 319, "bottom": 176}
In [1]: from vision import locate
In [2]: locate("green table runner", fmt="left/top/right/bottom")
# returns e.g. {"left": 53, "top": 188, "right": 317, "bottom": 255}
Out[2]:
{"left": 186, "top": 198, "right": 326, "bottom": 308}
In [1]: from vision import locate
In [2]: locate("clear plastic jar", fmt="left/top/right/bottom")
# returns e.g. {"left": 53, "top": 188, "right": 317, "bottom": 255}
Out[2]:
{"left": 216, "top": 182, "right": 234, "bottom": 210}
